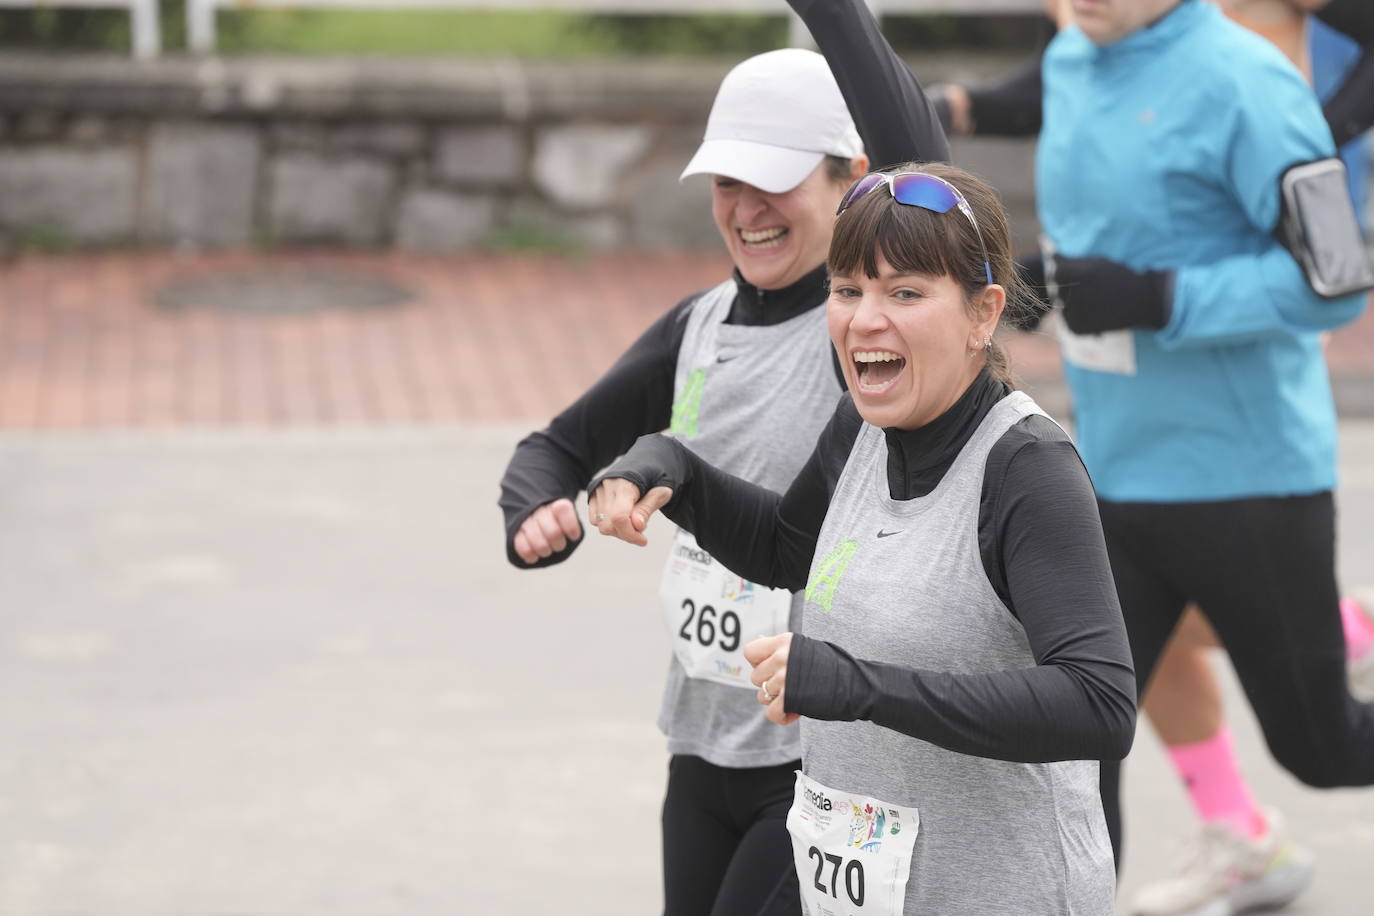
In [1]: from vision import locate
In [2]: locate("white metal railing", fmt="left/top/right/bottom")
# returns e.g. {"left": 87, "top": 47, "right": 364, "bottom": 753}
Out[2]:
{"left": 0, "top": 0, "right": 160, "bottom": 58}
{"left": 187, "top": 0, "right": 1041, "bottom": 54}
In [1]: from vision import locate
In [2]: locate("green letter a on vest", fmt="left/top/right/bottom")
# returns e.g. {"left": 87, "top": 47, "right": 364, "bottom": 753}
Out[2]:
{"left": 670, "top": 369, "right": 707, "bottom": 438}
{"left": 805, "top": 539, "right": 857, "bottom": 612}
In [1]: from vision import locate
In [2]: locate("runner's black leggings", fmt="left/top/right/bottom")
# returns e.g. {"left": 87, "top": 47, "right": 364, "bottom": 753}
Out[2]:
{"left": 1097, "top": 493, "right": 1374, "bottom": 866}
{"left": 662, "top": 754, "right": 800, "bottom": 916}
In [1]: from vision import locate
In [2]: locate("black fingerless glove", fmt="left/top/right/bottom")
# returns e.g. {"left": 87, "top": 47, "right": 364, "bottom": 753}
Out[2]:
{"left": 586, "top": 434, "right": 689, "bottom": 508}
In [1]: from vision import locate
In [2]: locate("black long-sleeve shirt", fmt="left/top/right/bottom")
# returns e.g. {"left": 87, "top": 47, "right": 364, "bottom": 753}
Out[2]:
{"left": 1315, "top": 0, "right": 1374, "bottom": 147}
{"left": 498, "top": 266, "right": 830, "bottom": 568}
{"left": 498, "top": 0, "right": 949, "bottom": 568}
{"left": 965, "top": 59, "right": 1044, "bottom": 137}
{"left": 591, "top": 371, "right": 1137, "bottom": 764}
{"left": 788, "top": 0, "right": 949, "bottom": 169}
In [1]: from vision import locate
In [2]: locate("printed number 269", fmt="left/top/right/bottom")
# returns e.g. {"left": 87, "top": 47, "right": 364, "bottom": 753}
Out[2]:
{"left": 679, "top": 599, "right": 740, "bottom": 652}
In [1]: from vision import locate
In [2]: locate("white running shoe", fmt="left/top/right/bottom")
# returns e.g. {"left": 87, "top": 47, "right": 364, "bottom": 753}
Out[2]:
{"left": 1345, "top": 590, "right": 1374, "bottom": 702}
{"left": 1131, "top": 809, "right": 1315, "bottom": 916}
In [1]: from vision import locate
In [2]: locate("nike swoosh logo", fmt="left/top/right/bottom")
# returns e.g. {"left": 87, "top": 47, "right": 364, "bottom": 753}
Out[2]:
{"left": 716, "top": 354, "right": 735, "bottom": 363}
{"left": 876, "top": 529, "right": 902, "bottom": 538}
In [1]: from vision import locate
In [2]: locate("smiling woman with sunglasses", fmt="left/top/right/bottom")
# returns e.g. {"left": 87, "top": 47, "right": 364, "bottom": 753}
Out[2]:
{"left": 588, "top": 161, "right": 1136, "bottom": 914}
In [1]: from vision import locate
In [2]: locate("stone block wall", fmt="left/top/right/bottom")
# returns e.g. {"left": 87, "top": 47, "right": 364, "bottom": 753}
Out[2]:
{"left": 0, "top": 53, "right": 1042, "bottom": 252}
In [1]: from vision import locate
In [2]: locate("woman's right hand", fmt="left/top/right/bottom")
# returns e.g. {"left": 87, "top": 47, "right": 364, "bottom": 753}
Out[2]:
{"left": 587, "top": 478, "right": 674, "bottom": 547}
{"left": 513, "top": 498, "right": 583, "bottom": 565}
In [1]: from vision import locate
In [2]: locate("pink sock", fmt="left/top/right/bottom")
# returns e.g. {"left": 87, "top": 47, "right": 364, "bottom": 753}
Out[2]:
{"left": 1340, "top": 597, "right": 1374, "bottom": 663}
{"left": 1167, "top": 728, "right": 1266, "bottom": 839}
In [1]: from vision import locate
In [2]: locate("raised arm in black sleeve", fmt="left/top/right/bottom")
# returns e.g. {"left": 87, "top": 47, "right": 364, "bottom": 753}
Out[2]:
{"left": 591, "top": 393, "right": 865, "bottom": 591}
{"left": 1316, "top": 0, "right": 1374, "bottom": 147}
{"left": 498, "top": 295, "right": 692, "bottom": 568}
{"left": 1316, "top": 0, "right": 1373, "bottom": 44}
{"left": 787, "top": 0, "right": 950, "bottom": 168}
{"left": 966, "top": 57, "right": 1045, "bottom": 137}
{"left": 785, "top": 422, "right": 1138, "bottom": 763}
{"left": 1325, "top": 52, "right": 1374, "bottom": 147}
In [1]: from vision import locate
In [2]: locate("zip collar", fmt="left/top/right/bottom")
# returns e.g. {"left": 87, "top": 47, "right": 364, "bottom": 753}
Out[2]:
{"left": 882, "top": 368, "right": 1009, "bottom": 500}
{"left": 728, "top": 263, "right": 830, "bottom": 326}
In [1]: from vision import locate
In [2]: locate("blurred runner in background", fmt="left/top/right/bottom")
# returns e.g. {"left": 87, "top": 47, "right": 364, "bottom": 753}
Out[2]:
{"left": 933, "top": 2, "right": 1373, "bottom": 911}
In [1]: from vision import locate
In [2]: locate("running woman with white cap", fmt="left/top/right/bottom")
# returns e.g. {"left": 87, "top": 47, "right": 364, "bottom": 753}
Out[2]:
{"left": 497, "top": 2, "right": 947, "bottom": 911}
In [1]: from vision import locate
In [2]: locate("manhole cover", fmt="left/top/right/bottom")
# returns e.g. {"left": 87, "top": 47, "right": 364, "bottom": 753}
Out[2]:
{"left": 155, "top": 267, "right": 414, "bottom": 314}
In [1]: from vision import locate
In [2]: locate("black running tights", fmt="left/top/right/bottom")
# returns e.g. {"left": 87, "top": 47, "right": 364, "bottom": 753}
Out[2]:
{"left": 1097, "top": 492, "right": 1374, "bottom": 866}
{"left": 662, "top": 754, "right": 800, "bottom": 916}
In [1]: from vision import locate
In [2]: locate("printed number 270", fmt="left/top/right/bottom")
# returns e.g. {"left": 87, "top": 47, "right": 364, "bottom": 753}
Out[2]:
{"left": 678, "top": 599, "right": 740, "bottom": 652}
{"left": 808, "top": 847, "right": 865, "bottom": 907}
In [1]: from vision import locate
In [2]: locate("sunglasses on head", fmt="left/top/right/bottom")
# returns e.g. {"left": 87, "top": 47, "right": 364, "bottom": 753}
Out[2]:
{"left": 836, "top": 171, "right": 994, "bottom": 286}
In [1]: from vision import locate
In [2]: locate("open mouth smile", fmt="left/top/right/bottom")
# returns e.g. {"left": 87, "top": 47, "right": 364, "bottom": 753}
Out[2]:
{"left": 853, "top": 350, "right": 907, "bottom": 395}
{"left": 738, "top": 226, "right": 788, "bottom": 250}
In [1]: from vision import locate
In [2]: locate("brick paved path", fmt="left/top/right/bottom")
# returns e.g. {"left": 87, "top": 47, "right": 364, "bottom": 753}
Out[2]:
{"left": 0, "top": 251, "right": 1368, "bottom": 428}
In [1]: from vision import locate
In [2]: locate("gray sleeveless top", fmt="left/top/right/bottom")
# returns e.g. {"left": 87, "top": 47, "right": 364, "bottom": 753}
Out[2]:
{"left": 660, "top": 279, "right": 842, "bottom": 768}
{"left": 800, "top": 391, "right": 1115, "bottom": 914}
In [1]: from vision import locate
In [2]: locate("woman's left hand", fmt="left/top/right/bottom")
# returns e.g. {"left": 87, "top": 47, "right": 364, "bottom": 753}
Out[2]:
{"left": 587, "top": 478, "right": 673, "bottom": 547}
{"left": 744, "top": 633, "right": 801, "bottom": 726}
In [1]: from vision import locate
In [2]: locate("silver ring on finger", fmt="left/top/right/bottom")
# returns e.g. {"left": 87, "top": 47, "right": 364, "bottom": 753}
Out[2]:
{"left": 594, "top": 513, "right": 606, "bottom": 524}
{"left": 761, "top": 681, "right": 776, "bottom": 702}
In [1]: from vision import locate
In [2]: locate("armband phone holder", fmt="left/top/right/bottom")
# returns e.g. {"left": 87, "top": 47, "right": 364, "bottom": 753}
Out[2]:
{"left": 1278, "top": 158, "right": 1374, "bottom": 299}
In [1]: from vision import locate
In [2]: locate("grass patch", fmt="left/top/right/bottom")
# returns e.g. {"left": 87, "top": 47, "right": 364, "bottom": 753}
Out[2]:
{"left": 479, "top": 222, "right": 585, "bottom": 256}
{"left": 215, "top": 9, "right": 786, "bottom": 58}
{"left": 19, "top": 224, "right": 72, "bottom": 253}
{"left": 218, "top": 9, "right": 596, "bottom": 57}
{"left": 0, "top": 6, "right": 1045, "bottom": 56}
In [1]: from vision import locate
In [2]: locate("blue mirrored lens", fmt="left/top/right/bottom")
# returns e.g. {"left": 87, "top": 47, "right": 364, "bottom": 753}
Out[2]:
{"left": 889, "top": 174, "right": 958, "bottom": 213}
{"left": 838, "top": 173, "right": 885, "bottom": 214}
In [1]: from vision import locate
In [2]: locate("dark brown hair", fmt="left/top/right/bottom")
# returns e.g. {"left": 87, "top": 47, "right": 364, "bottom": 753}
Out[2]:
{"left": 823, "top": 155, "right": 856, "bottom": 184}
{"left": 827, "top": 161, "right": 1035, "bottom": 387}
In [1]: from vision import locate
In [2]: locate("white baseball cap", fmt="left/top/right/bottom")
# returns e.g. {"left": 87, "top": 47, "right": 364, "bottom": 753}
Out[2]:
{"left": 681, "top": 48, "right": 864, "bottom": 195}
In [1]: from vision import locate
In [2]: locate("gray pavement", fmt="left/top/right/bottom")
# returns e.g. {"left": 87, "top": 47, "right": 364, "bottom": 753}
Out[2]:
{"left": 0, "top": 422, "right": 1372, "bottom": 914}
